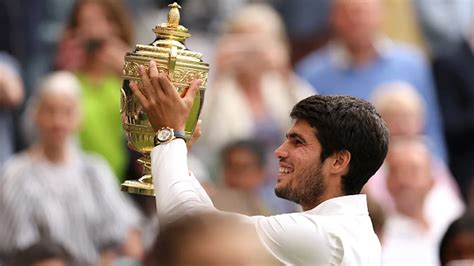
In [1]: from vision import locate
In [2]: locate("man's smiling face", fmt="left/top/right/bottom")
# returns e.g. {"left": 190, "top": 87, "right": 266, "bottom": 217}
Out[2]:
{"left": 274, "top": 119, "right": 327, "bottom": 207}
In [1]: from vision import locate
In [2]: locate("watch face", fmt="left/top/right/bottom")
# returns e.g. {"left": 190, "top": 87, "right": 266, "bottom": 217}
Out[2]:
{"left": 157, "top": 128, "right": 173, "bottom": 142}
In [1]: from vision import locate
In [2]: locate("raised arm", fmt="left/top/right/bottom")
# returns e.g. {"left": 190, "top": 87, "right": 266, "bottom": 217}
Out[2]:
{"left": 130, "top": 60, "right": 213, "bottom": 224}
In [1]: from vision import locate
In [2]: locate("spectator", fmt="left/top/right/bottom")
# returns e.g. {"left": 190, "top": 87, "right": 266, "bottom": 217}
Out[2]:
{"left": 55, "top": 0, "right": 134, "bottom": 181}
{"left": 371, "top": 81, "right": 425, "bottom": 137}
{"left": 0, "top": 52, "right": 24, "bottom": 165}
{"left": 212, "top": 139, "right": 295, "bottom": 215}
{"left": 432, "top": 27, "right": 474, "bottom": 204}
{"left": 381, "top": 137, "right": 463, "bottom": 265}
{"left": 145, "top": 212, "right": 277, "bottom": 266}
{"left": 296, "top": 0, "right": 447, "bottom": 161}
{"left": 366, "top": 82, "right": 462, "bottom": 213}
{"left": 439, "top": 211, "right": 474, "bottom": 266}
{"left": 195, "top": 3, "right": 313, "bottom": 179}
{"left": 0, "top": 72, "right": 143, "bottom": 265}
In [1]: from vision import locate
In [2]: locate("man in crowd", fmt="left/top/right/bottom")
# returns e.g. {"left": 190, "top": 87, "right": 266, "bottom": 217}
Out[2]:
{"left": 382, "top": 138, "right": 463, "bottom": 265}
{"left": 296, "top": 0, "right": 446, "bottom": 161}
{"left": 131, "top": 61, "right": 389, "bottom": 264}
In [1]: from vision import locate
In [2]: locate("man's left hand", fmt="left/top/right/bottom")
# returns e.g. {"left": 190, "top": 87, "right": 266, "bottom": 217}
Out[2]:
{"left": 130, "top": 60, "right": 202, "bottom": 132}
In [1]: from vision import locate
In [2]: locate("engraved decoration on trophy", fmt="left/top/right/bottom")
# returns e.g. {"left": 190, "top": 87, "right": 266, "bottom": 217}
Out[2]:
{"left": 120, "top": 2, "right": 209, "bottom": 196}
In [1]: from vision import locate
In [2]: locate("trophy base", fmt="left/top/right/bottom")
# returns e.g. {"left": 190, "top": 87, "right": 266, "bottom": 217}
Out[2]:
{"left": 121, "top": 178, "right": 155, "bottom": 196}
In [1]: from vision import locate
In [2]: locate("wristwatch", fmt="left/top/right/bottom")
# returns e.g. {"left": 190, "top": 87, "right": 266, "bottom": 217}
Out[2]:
{"left": 154, "top": 127, "right": 186, "bottom": 145}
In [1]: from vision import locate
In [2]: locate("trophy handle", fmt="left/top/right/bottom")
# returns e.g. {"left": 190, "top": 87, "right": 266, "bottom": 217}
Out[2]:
{"left": 168, "top": 45, "right": 177, "bottom": 80}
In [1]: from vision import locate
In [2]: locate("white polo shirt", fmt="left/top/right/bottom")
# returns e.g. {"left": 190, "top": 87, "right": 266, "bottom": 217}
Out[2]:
{"left": 152, "top": 140, "right": 381, "bottom": 265}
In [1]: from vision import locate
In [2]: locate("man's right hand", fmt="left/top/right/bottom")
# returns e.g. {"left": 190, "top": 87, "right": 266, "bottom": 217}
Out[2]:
{"left": 130, "top": 60, "right": 202, "bottom": 133}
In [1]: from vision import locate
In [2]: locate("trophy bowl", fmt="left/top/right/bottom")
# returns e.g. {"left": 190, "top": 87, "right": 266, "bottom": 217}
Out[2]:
{"left": 120, "top": 3, "right": 209, "bottom": 196}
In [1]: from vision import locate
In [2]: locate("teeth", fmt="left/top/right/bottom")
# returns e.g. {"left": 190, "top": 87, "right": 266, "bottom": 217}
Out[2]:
{"left": 279, "top": 167, "right": 292, "bottom": 174}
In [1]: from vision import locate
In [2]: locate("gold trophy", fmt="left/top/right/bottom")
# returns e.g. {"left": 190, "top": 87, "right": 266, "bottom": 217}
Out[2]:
{"left": 120, "top": 2, "right": 209, "bottom": 196}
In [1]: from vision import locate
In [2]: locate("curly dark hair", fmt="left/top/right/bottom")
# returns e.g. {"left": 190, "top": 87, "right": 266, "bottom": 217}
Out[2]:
{"left": 290, "top": 95, "right": 389, "bottom": 195}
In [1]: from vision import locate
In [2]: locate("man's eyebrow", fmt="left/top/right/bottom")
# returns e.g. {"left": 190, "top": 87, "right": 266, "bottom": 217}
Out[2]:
{"left": 286, "top": 132, "right": 306, "bottom": 144}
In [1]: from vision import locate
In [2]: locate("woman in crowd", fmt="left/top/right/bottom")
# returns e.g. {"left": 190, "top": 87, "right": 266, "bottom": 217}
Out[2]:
{"left": 55, "top": 0, "right": 133, "bottom": 181}
{"left": 195, "top": 3, "right": 313, "bottom": 178}
{"left": 0, "top": 72, "right": 143, "bottom": 266}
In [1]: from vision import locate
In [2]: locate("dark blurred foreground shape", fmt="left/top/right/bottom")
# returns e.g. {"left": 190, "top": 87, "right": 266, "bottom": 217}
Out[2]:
{"left": 439, "top": 211, "right": 474, "bottom": 266}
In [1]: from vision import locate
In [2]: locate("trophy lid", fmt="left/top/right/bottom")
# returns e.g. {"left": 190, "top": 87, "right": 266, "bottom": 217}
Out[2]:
{"left": 126, "top": 2, "right": 206, "bottom": 63}
{"left": 152, "top": 2, "right": 191, "bottom": 45}
{"left": 123, "top": 2, "right": 208, "bottom": 81}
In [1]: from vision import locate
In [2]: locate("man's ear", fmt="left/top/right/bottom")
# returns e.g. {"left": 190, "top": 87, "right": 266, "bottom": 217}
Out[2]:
{"left": 328, "top": 150, "right": 351, "bottom": 175}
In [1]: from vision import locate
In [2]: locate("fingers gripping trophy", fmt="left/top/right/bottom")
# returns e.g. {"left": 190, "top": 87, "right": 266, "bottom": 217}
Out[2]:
{"left": 120, "top": 3, "right": 209, "bottom": 196}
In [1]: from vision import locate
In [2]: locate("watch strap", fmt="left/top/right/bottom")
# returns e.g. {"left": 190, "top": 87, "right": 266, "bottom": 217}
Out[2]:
{"left": 173, "top": 130, "right": 187, "bottom": 142}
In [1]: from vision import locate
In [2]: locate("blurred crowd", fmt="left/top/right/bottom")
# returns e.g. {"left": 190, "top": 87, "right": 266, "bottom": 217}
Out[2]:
{"left": 0, "top": 0, "right": 473, "bottom": 265}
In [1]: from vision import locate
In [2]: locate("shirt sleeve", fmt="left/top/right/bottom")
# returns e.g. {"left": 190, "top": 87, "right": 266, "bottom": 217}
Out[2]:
{"left": 151, "top": 139, "right": 216, "bottom": 225}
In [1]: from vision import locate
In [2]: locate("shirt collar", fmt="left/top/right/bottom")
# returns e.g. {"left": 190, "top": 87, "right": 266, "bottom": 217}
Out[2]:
{"left": 306, "top": 194, "right": 369, "bottom": 216}
{"left": 328, "top": 36, "right": 393, "bottom": 69}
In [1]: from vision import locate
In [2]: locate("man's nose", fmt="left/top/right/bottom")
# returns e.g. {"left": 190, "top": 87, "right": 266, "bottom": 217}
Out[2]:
{"left": 274, "top": 143, "right": 288, "bottom": 159}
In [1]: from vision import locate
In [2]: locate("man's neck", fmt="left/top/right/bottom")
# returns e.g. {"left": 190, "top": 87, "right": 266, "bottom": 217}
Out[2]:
{"left": 346, "top": 44, "right": 378, "bottom": 66}
{"left": 397, "top": 204, "right": 430, "bottom": 231}
{"left": 301, "top": 191, "right": 344, "bottom": 211}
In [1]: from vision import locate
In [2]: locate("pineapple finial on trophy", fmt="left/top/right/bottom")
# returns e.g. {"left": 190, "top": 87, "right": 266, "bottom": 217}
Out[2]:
{"left": 167, "top": 2, "right": 181, "bottom": 28}
{"left": 152, "top": 1, "right": 190, "bottom": 43}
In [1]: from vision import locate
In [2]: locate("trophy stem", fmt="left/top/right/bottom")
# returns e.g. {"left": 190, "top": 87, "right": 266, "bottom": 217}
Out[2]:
{"left": 121, "top": 154, "right": 155, "bottom": 196}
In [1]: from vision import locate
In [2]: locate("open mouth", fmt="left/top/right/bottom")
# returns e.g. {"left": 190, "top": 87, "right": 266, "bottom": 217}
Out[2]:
{"left": 278, "top": 166, "right": 293, "bottom": 175}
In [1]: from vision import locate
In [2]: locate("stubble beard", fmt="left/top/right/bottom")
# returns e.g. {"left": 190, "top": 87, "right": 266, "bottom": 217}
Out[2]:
{"left": 274, "top": 163, "right": 325, "bottom": 207}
